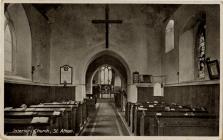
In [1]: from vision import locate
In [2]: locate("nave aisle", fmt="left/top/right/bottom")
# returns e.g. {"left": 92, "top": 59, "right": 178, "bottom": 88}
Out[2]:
{"left": 80, "top": 99, "right": 129, "bottom": 136}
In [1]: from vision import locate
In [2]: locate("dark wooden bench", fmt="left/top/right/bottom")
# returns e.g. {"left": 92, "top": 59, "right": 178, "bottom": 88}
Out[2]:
{"left": 5, "top": 116, "right": 50, "bottom": 136}
{"left": 140, "top": 111, "right": 218, "bottom": 136}
{"left": 29, "top": 104, "right": 77, "bottom": 134}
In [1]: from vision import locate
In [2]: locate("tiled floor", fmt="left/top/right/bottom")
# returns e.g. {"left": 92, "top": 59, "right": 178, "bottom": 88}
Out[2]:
{"left": 80, "top": 99, "right": 129, "bottom": 136}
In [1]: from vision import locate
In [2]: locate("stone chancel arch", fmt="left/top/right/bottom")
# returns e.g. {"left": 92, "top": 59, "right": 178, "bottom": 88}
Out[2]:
{"left": 85, "top": 51, "right": 131, "bottom": 97}
{"left": 83, "top": 50, "right": 131, "bottom": 84}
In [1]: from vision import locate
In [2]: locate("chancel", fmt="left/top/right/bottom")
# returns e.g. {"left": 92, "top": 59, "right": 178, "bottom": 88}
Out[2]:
{"left": 3, "top": 3, "right": 221, "bottom": 138}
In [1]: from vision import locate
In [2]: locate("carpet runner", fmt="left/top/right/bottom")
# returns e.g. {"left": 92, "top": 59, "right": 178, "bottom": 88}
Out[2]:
{"left": 80, "top": 99, "right": 129, "bottom": 136}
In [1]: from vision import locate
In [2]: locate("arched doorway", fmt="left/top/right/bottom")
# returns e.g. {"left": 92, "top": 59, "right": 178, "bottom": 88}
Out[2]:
{"left": 91, "top": 64, "right": 125, "bottom": 99}
{"left": 85, "top": 51, "right": 130, "bottom": 110}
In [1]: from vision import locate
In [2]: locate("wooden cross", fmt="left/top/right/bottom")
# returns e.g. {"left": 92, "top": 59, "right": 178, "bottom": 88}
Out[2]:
{"left": 92, "top": 5, "right": 122, "bottom": 49}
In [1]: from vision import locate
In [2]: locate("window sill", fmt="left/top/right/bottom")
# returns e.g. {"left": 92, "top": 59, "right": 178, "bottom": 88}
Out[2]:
{"left": 164, "top": 79, "right": 220, "bottom": 87}
{"left": 4, "top": 75, "right": 32, "bottom": 84}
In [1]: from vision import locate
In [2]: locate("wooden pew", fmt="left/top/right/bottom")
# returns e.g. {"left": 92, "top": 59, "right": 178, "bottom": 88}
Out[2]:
{"left": 134, "top": 101, "right": 208, "bottom": 136}
{"left": 82, "top": 101, "right": 87, "bottom": 125}
{"left": 43, "top": 100, "right": 78, "bottom": 105}
{"left": 133, "top": 102, "right": 164, "bottom": 135}
{"left": 134, "top": 104, "right": 145, "bottom": 136}
{"left": 29, "top": 104, "right": 77, "bottom": 134}
{"left": 76, "top": 102, "right": 83, "bottom": 133}
{"left": 26, "top": 107, "right": 65, "bottom": 130}
{"left": 114, "top": 92, "right": 122, "bottom": 108}
{"left": 41, "top": 100, "right": 87, "bottom": 135}
{"left": 4, "top": 107, "right": 65, "bottom": 135}
{"left": 5, "top": 100, "right": 82, "bottom": 135}
{"left": 125, "top": 102, "right": 132, "bottom": 126}
{"left": 130, "top": 101, "right": 164, "bottom": 135}
{"left": 129, "top": 103, "right": 137, "bottom": 133}
{"left": 84, "top": 98, "right": 96, "bottom": 117}
{"left": 5, "top": 118, "right": 33, "bottom": 136}
{"left": 125, "top": 103, "right": 128, "bottom": 122}
{"left": 42, "top": 101, "right": 80, "bottom": 133}
{"left": 5, "top": 116, "right": 50, "bottom": 136}
{"left": 78, "top": 101, "right": 87, "bottom": 132}
{"left": 5, "top": 111, "right": 61, "bottom": 128}
{"left": 140, "top": 111, "right": 219, "bottom": 136}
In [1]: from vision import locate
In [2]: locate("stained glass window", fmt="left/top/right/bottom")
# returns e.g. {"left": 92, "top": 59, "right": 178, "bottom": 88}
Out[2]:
{"left": 197, "top": 21, "right": 206, "bottom": 79}
{"left": 100, "top": 65, "right": 112, "bottom": 84}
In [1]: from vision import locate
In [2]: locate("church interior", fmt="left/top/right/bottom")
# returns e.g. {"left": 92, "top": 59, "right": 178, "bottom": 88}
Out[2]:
{"left": 3, "top": 3, "right": 221, "bottom": 137}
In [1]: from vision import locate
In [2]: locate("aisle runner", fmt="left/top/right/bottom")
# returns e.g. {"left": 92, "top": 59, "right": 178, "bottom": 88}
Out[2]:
{"left": 80, "top": 100, "right": 129, "bottom": 136}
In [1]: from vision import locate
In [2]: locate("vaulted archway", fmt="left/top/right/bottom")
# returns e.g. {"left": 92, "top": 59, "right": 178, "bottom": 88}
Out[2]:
{"left": 85, "top": 51, "right": 130, "bottom": 98}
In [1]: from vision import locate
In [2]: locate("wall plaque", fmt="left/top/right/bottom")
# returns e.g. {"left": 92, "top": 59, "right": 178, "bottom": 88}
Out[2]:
{"left": 207, "top": 60, "right": 220, "bottom": 80}
{"left": 60, "top": 65, "right": 73, "bottom": 84}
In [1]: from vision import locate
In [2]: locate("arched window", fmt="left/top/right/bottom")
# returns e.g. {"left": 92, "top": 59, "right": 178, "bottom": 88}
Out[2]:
{"left": 4, "top": 13, "right": 15, "bottom": 73}
{"left": 165, "top": 20, "right": 174, "bottom": 53}
{"left": 4, "top": 4, "right": 32, "bottom": 80}
{"left": 100, "top": 65, "right": 112, "bottom": 85}
{"left": 196, "top": 15, "right": 206, "bottom": 79}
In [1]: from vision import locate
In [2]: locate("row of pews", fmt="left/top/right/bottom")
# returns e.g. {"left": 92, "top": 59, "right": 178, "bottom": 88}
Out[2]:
{"left": 114, "top": 92, "right": 122, "bottom": 108}
{"left": 125, "top": 100, "right": 219, "bottom": 136}
{"left": 84, "top": 97, "right": 97, "bottom": 117}
{"left": 4, "top": 99, "right": 95, "bottom": 136}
